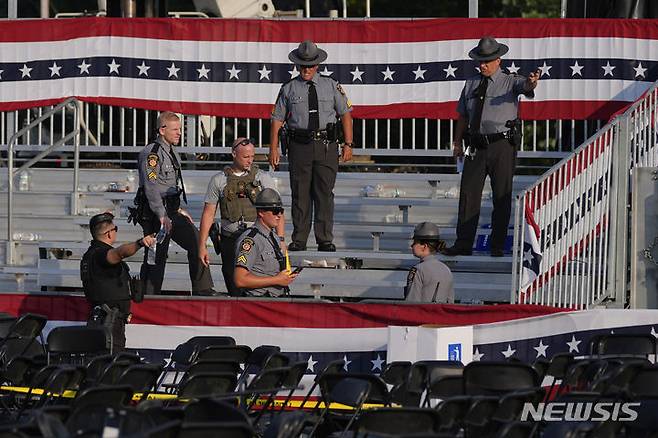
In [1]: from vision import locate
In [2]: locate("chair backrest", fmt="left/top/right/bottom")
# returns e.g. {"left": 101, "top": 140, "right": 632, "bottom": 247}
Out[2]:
{"left": 98, "top": 360, "right": 133, "bottom": 385}
{"left": 428, "top": 375, "right": 464, "bottom": 399}
{"left": 320, "top": 373, "right": 388, "bottom": 406}
{"left": 72, "top": 385, "right": 134, "bottom": 410}
{"left": 380, "top": 361, "right": 412, "bottom": 386}
{"left": 596, "top": 334, "right": 657, "bottom": 356}
{"left": 178, "top": 422, "right": 254, "bottom": 438}
{"left": 354, "top": 407, "right": 441, "bottom": 436}
{"left": 281, "top": 362, "right": 308, "bottom": 390}
{"left": 187, "top": 336, "right": 236, "bottom": 358}
{"left": 183, "top": 398, "right": 250, "bottom": 423}
{"left": 117, "top": 364, "right": 163, "bottom": 392}
{"left": 6, "top": 314, "right": 47, "bottom": 339}
{"left": 195, "top": 345, "right": 252, "bottom": 364}
{"left": 463, "top": 362, "right": 539, "bottom": 396}
{"left": 263, "top": 352, "right": 291, "bottom": 370}
{"left": 263, "top": 411, "right": 308, "bottom": 438}
{"left": 178, "top": 372, "right": 237, "bottom": 399}
{"left": 187, "top": 360, "right": 241, "bottom": 376}
{"left": 628, "top": 364, "right": 658, "bottom": 397}
{"left": 545, "top": 353, "right": 575, "bottom": 379}
{"left": 46, "top": 326, "right": 109, "bottom": 363}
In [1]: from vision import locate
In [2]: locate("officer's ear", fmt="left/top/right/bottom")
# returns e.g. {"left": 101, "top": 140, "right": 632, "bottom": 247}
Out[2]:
{"left": 231, "top": 149, "right": 237, "bottom": 158}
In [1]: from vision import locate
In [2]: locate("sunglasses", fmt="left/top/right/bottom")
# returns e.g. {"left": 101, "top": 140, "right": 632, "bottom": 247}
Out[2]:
{"left": 104, "top": 226, "right": 118, "bottom": 235}
{"left": 263, "top": 207, "right": 284, "bottom": 215}
{"left": 233, "top": 138, "right": 255, "bottom": 149}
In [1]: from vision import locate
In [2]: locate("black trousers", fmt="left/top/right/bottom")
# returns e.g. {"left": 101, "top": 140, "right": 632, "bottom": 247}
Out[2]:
{"left": 288, "top": 139, "right": 339, "bottom": 246}
{"left": 87, "top": 309, "right": 126, "bottom": 353}
{"left": 455, "top": 138, "right": 516, "bottom": 252}
{"left": 220, "top": 230, "right": 243, "bottom": 297}
{"left": 140, "top": 211, "right": 214, "bottom": 295}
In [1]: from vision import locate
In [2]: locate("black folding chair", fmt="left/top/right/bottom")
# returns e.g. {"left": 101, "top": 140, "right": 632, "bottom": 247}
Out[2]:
{"left": 178, "top": 421, "right": 255, "bottom": 438}
{"left": 353, "top": 407, "right": 442, "bottom": 436}
{"left": 46, "top": 325, "right": 109, "bottom": 364}
{"left": 595, "top": 334, "right": 657, "bottom": 357}
{"left": 117, "top": 363, "right": 163, "bottom": 397}
{"left": 183, "top": 398, "right": 249, "bottom": 423}
{"left": 297, "top": 359, "right": 344, "bottom": 412}
{"left": 177, "top": 372, "right": 238, "bottom": 400}
{"left": 463, "top": 362, "right": 539, "bottom": 396}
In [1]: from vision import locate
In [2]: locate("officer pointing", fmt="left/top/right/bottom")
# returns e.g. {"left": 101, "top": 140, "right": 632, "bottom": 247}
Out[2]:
{"left": 234, "top": 189, "right": 298, "bottom": 297}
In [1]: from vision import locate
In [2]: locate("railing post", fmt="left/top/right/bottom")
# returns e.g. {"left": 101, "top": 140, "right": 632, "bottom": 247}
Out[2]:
{"left": 607, "top": 116, "right": 631, "bottom": 308}
{"left": 71, "top": 102, "right": 81, "bottom": 215}
{"left": 6, "top": 135, "right": 14, "bottom": 265}
{"left": 510, "top": 196, "right": 522, "bottom": 303}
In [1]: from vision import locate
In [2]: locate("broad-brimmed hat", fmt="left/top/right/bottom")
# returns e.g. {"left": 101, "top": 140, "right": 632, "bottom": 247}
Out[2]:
{"left": 468, "top": 37, "right": 509, "bottom": 62}
{"left": 288, "top": 40, "right": 328, "bottom": 66}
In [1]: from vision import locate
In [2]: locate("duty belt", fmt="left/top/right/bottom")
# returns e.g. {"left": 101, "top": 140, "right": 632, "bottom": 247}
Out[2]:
{"left": 471, "top": 131, "right": 509, "bottom": 148}
{"left": 290, "top": 128, "right": 329, "bottom": 142}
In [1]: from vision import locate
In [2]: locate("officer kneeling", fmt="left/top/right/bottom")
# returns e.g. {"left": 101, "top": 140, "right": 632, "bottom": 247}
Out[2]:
{"left": 406, "top": 222, "right": 455, "bottom": 303}
{"left": 234, "top": 189, "right": 299, "bottom": 297}
{"left": 81, "top": 212, "right": 155, "bottom": 352}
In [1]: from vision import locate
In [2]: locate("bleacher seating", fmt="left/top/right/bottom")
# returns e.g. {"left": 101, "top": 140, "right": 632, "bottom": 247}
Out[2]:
{"left": 0, "top": 167, "right": 535, "bottom": 302}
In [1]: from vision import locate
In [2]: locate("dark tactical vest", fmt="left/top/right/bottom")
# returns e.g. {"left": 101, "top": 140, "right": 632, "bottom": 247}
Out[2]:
{"left": 219, "top": 167, "right": 261, "bottom": 223}
{"left": 80, "top": 243, "right": 131, "bottom": 304}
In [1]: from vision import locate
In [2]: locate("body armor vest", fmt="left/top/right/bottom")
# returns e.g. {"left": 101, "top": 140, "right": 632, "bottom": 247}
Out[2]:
{"left": 80, "top": 244, "right": 131, "bottom": 304}
{"left": 219, "top": 167, "right": 261, "bottom": 223}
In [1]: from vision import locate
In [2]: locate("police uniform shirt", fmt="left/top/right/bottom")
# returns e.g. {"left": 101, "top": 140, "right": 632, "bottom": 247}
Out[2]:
{"left": 271, "top": 75, "right": 352, "bottom": 130}
{"left": 235, "top": 221, "right": 285, "bottom": 297}
{"left": 204, "top": 169, "right": 278, "bottom": 234}
{"left": 85, "top": 240, "right": 131, "bottom": 313}
{"left": 457, "top": 68, "right": 535, "bottom": 135}
{"left": 405, "top": 255, "right": 454, "bottom": 304}
{"left": 137, "top": 136, "right": 183, "bottom": 218}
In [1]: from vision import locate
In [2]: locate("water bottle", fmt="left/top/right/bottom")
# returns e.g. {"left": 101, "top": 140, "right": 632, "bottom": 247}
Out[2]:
{"left": 147, "top": 225, "right": 167, "bottom": 265}
{"left": 17, "top": 171, "right": 30, "bottom": 191}
{"left": 126, "top": 170, "right": 137, "bottom": 192}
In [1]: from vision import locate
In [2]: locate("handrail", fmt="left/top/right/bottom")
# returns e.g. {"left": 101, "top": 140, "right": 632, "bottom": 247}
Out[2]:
{"left": 6, "top": 97, "right": 80, "bottom": 265}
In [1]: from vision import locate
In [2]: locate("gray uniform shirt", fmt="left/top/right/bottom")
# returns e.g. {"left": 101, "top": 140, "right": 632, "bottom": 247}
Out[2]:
{"left": 405, "top": 255, "right": 455, "bottom": 303}
{"left": 271, "top": 74, "right": 352, "bottom": 130}
{"left": 137, "top": 137, "right": 182, "bottom": 218}
{"left": 203, "top": 168, "right": 277, "bottom": 234}
{"left": 235, "top": 221, "right": 285, "bottom": 297}
{"left": 457, "top": 68, "right": 534, "bottom": 135}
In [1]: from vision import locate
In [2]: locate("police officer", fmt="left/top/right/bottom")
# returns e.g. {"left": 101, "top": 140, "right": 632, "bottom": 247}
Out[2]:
{"left": 443, "top": 37, "right": 540, "bottom": 258}
{"left": 234, "top": 189, "right": 299, "bottom": 297}
{"left": 269, "top": 40, "right": 354, "bottom": 252}
{"left": 81, "top": 212, "right": 155, "bottom": 352}
{"left": 406, "top": 222, "right": 454, "bottom": 303}
{"left": 198, "top": 137, "right": 284, "bottom": 296}
{"left": 136, "top": 111, "right": 216, "bottom": 295}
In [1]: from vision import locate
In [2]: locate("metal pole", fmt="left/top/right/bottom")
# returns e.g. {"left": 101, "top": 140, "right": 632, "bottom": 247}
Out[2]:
{"left": 305, "top": 0, "right": 310, "bottom": 17}
{"left": 343, "top": 0, "right": 347, "bottom": 17}
{"left": 366, "top": 0, "right": 371, "bottom": 17}
{"left": 72, "top": 105, "right": 80, "bottom": 215}
{"left": 468, "top": 0, "right": 478, "bottom": 17}
{"left": 8, "top": 0, "right": 18, "bottom": 18}
{"left": 560, "top": 0, "right": 568, "bottom": 18}
{"left": 40, "top": 0, "right": 49, "bottom": 18}
{"left": 7, "top": 133, "right": 14, "bottom": 265}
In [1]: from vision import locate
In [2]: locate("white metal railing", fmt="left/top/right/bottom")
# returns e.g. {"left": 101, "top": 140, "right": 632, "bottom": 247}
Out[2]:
{"left": 512, "top": 81, "right": 658, "bottom": 309}
{"left": 0, "top": 102, "right": 602, "bottom": 165}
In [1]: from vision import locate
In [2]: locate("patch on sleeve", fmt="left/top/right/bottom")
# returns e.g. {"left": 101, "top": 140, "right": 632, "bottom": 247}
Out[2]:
{"left": 147, "top": 154, "right": 158, "bottom": 168}
{"left": 147, "top": 171, "right": 157, "bottom": 181}
{"left": 346, "top": 98, "right": 352, "bottom": 109}
{"left": 406, "top": 267, "right": 417, "bottom": 286}
{"left": 240, "top": 238, "right": 254, "bottom": 253}
{"left": 237, "top": 255, "right": 248, "bottom": 265}
{"left": 337, "top": 84, "right": 346, "bottom": 95}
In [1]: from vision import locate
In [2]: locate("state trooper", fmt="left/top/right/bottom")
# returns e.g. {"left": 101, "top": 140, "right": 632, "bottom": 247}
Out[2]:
{"left": 443, "top": 37, "right": 540, "bottom": 258}
{"left": 133, "top": 111, "right": 216, "bottom": 296}
{"left": 269, "top": 40, "right": 354, "bottom": 253}
{"left": 234, "top": 189, "right": 299, "bottom": 297}
{"left": 81, "top": 212, "right": 155, "bottom": 352}
{"left": 406, "top": 222, "right": 455, "bottom": 303}
{"left": 198, "top": 137, "right": 284, "bottom": 296}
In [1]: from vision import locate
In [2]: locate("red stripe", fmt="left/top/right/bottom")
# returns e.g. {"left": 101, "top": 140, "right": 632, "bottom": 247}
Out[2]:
{"left": 0, "top": 293, "right": 569, "bottom": 329}
{"left": 0, "top": 98, "right": 634, "bottom": 121}
{"left": 1, "top": 18, "right": 657, "bottom": 43}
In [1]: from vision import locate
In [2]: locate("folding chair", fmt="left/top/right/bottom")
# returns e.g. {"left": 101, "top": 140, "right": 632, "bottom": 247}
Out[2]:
{"left": 117, "top": 363, "right": 163, "bottom": 396}
{"left": 380, "top": 361, "right": 412, "bottom": 387}
{"left": 353, "top": 407, "right": 442, "bottom": 436}
{"left": 178, "top": 421, "right": 255, "bottom": 438}
{"left": 183, "top": 398, "right": 250, "bottom": 423}
{"left": 156, "top": 341, "right": 197, "bottom": 392}
{"left": 243, "top": 366, "right": 291, "bottom": 426}
{"left": 297, "top": 359, "right": 344, "bottom": 412}
{"left": 177, "top": 372, "right": 238, "bottom": 400}
{"left": 277, "top": 361, "right": 309, "bottom": 412}
{"left": 595, "top": 334, "right": 657, "bottom": 357}
{"left": 309, "top": 374, "right": 373, "bottom": 437}
{"left": 46, "top": 326, "right": 109, "bottom": 365}
{"left": 463, "top": 362, "right": 539, "bottom": 396}
{"left": 542, "top": 352, "right": 574, "bottom": 400}
{"left": 0, "top": 313, "right": 48, "bottom": 367}
{"left": 263, "top": 411, "right": 309, "bottom": 438}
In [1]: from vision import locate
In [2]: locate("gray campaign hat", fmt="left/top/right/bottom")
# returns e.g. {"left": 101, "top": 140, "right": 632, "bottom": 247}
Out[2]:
{"left": 255, "top": 188, "right": 283, "bottom": 209}
{"left": 412, "top": 222, "right": 441, "bottom": 241}
{"left": 288, "top": 40, "right": 328, "bottom": 66}
{"left": 468, "top": 36, "right": 509, "bottom": 62}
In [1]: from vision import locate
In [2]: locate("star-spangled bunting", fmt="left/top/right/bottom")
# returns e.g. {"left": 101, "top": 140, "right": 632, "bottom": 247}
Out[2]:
{"left": 0, "top": 18, "right": 657, "bottom": 119}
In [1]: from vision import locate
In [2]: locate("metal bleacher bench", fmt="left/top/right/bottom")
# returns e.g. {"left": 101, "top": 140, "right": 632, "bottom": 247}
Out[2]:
{"left": 36, "top": 258, "right": 511, "bottom": 303}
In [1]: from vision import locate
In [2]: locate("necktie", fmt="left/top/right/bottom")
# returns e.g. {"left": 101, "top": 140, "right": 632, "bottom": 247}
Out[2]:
{"left": 471, "top": 76, "right": 489, "bottom": 134}
{"left": 307, "top": 81, "right": 319, "bottom": 131}
{"left": 165, "top": 147, "right": 187, "bottom": 204}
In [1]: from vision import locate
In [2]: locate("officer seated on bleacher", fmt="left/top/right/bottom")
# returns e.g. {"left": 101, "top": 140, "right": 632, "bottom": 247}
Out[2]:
{"left": 81, "top": 212, "right": 155, "bottom": 352}
{"left": 405, "top": 222, "right": 455, "bottom": 303}
{"left": 233, "top": 189, "right": 299, "bottom": 297}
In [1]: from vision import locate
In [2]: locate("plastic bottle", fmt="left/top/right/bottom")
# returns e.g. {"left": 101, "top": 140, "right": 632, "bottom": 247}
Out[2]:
{"left": 126, "top": 170, "right": 137, "bottom": 192}
{"left": 17, "top": 171, "right": 30, "bottom": 192}
{"left": 147, "top": 225, "right": 167, "bottom": 265}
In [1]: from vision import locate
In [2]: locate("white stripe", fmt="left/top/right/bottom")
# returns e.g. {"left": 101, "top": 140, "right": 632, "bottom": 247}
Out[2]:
{"left": 0, "top": 77, "right": 650, "bottom": 106}
{"left": 0, "top": 36, "right": 657, "bottom": 64}
{"left": 125, "top": 325, "right": 388, "bottom": 352}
